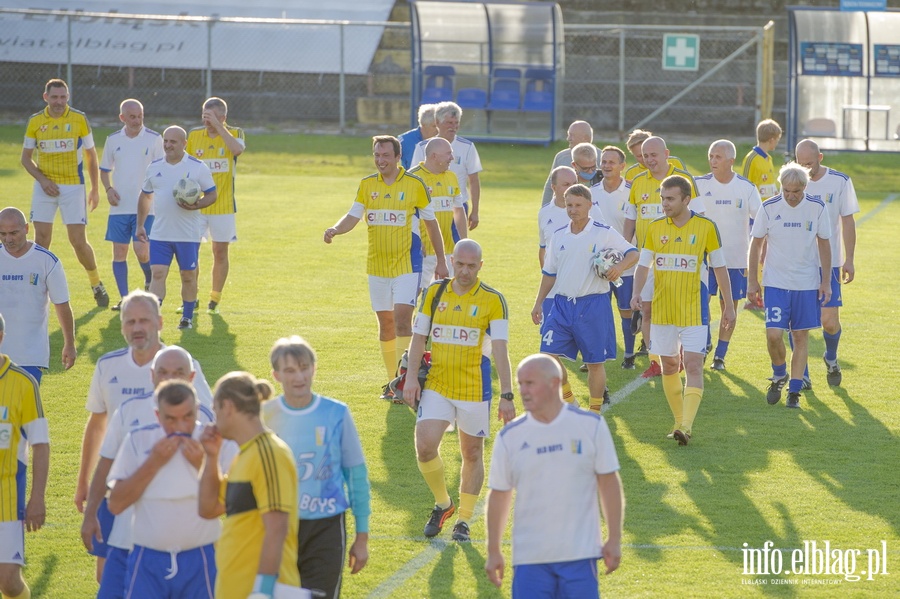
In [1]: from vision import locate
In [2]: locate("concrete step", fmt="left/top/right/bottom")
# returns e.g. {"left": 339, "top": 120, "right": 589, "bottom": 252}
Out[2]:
{"left": 357, "top": 96, "right": 410, "bottom": 126}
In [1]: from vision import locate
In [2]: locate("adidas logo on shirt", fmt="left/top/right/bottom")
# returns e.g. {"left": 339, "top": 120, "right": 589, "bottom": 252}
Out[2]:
{"left": 110, "top": 376, "right": 119, "bottom": 383}
{"left": 520, "top": 441, "right": 530, "bottom": 450}
{"left": 130, "top": 419, "right": 140, "bottom": 427}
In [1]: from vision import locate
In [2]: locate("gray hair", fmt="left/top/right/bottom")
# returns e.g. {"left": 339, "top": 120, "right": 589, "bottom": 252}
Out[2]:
{"left": 435, "top": 101, "right": 462, "bottom": 124}
{"left": 779, "top": 162, "right": 810, "bottom": 188}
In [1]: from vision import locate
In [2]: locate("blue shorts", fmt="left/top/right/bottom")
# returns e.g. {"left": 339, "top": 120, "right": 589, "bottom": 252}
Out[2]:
{"left": 149, "top": 240, "right": 200, "bottom": 270}
{"left": 21, "top": 366, "right": 43, "bottom": 385}
{"left": 98, "top": 546, "right": 129, "bottom": 599}
{"left": 610, "top": 275, "right": 634, "bottom": 311}
{"left": 540, "top": 293, "right": 616, "bottom": 363}
{"left": 709, "top": 268, "right": 747, "bottom": 301}
{"left": 125, "top": 544, "right": 216, "bottom": 599}
{"left": 764, "top": 287, "right": 821, "bottom": 331}
{"left": 822, "top": 267, "right": 842, "bottom": 308}
{"left": 107, "top": 215, "right": 154, "bottom": 244}
{"left": 87, "top": 497, "right": 115, "bottom": 558}
{"left": 513, "top": 559, "right": 599, "bottom": 599}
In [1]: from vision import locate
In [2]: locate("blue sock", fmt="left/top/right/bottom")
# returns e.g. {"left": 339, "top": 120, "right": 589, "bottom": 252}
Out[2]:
{"left": 139, "top": 261, "right": 152, "bottom": 287}
{"left": 788, "top": 378, "right": 803, "bottom": 394}
{"left": 772, "top": 363, "right": 787, "bottom": 378}
{"left": 621, "top": 317, "right": 635, "bottom": 356}
{"left": 183, "top": 301, "right": 195, "bottom": 320}
{"left": 112, "top": 261, "right": 128, "bottom": 297}
{"left": 706, "top": 326, "right": 712, "bottom": 349}
{"left": 715, "top": 340, "right": 730, "bottom": 360}
{"left": 823, "top": 329, "right": 841, "bottom": 362}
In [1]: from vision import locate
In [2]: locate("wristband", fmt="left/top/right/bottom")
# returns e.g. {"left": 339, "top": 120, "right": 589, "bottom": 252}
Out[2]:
{"left": 252, "top": 573, "right": 277, "bottom": 597}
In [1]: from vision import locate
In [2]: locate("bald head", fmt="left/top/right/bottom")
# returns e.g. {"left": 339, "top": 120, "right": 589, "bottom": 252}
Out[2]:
{"left": 567, "top": 121, "right": 593, "bottom": 148}
{"left": 517, "top": 354, "right": 562, "bottom": 381}
{"left": 454, "top": 238, "right": 482, "bottom": 261}
{"left": 163, "top": 126, "right": 187, "bottom": 163}
{"left": 163, "top": 126, "right": 186, "bottom": 142}
{"left": 151, "top": 345, "right": 195, "bottom": 387}
{"left": 641, "top": 136, "right": 669, "bottom": 177}
{"left": 0, "top": 207, "right": 27, "bottom": 227}
{"left": 795, "top": 139, "right": 823, "bottom": 178}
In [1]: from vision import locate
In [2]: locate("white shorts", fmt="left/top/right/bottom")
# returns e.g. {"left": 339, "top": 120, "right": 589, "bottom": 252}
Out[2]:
{"left": 649, "top": 324, "right": 708, "bottom": 357}
{"left": 0, "top": 520, "right": 25, "bottom": 564}
{"left": 368, "top": 273, "right": 420, "bottom": 312}
{"left": 417, "top": 389, "right": 491, "bottom": 438}
{"left": 640, "top": 269, "right": 655, "bottom": 303}
{"left": 421, "top": 254, "right": 454, "bottom": 288}
{"left": 199, "top": 213, "right": 237, "bottom": 243}
{"left": 31, "top": 182, "right": 87, "bottom": 225}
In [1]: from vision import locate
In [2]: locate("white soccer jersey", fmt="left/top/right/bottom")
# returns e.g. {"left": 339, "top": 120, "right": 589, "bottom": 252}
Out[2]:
{"left": 411, "top": 136, "right": 483, "bottom": 204}
{"left": 543, "top": 220, "right": 637, "bottom": 298}
{"left": 488, "top": 404, "right": 620, "bottom": 566}
{"left": 0, "top": 243, "right": 69, "bottom": 368}
{"left": 751, "top": 194, "right": 831, "bottom": 291}
{"left": 141, "top": 154, "right": 216, "bottom": 242}
{"left": 804, "top": 168, "right": 859, "bottom": 268}
{"left": 100, "top": 127, "right": 164, "bottom": 215}
{"left": 694, "top": 173, "right": 762, "bottom": 268}
{"left": 85, "top": 346, "right": 213, "bottom": 414}
{"left": 591, "top": 179, "right": 637, "bottom": 276}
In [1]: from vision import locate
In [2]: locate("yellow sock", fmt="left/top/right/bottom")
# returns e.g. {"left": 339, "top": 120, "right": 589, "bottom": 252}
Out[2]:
{"left": 650, "top": 354, "right": 661, "bottom": 364}
{"left": 458, "top": 492, "right": 478, "bottom": 524}
{"left": 681, "top": 387, "right": 703, "bottom": 436}
{"left": 417, "top": 456, "right": 451, "bottom": 506}
{"left": 209, "top": 290, "right": 222, "bottom": 304}
{"left": 86, "top": 268, "right": 101, "bottom": 287}
{"left": 395, "top": 336, "right": 412, "bottom": 360}
{"left": 4, "top": 583, "right": 31, "bottom": 599}
{"left": 562, "top": 382, "right": 575, "bottom": 403}
{"left": 589, "top": 397, "right": 603, "bottom": 414}
{"left": 380, "top": 340, "right": 397, "bottom": 379}
{"left": 661, "top": 373, "right": 684, "bottom": 430}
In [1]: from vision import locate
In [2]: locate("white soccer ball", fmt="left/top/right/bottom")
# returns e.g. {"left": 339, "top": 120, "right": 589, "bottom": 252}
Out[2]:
{"left": 172, "top": 178, "right": 202, "bottom": 205}
{"left": 592, "top": 248, "right": 624, "bottom": 283}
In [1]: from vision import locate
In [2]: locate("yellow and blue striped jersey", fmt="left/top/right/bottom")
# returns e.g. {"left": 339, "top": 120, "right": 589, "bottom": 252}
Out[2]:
{"left": 641, "top": 213, "right": 723, "bottom": 327}
{"left": 408, "top": 163, "right": 463, "bottom": 256}
{"left": 187, "top": 126, "right": 244, "bottom": 215}
{"left": 416, "top": 279, "right": 508, "bottom": 402}
{"left": 354, "top": 168, "right": 431, "bottom": 277}
{"left": 624, "top": 156, "right": 688, "bottom": 183}
{"left": 23, "top": 106, "right": 93, "bottom": 185}
{"left": 629, "top": 164, "right": 699, "bottom": 249}
{"left": 742, "top": 146, "right": 779, "bottom": 200}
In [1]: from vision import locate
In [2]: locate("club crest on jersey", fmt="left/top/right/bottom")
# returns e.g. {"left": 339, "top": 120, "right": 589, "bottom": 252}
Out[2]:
{"left": 427, "top": 186, "right": 433, "bottom": 195}
{"left": 660, "top": 235, "right": 669, "bottom": 245}
{"left": 571, "top": 439, "right": 582, "bottom": 454}
{"left": 468, "top": 306, "right": 478, "bottom": 317}
{"left": 40, "top": 125, "right": 48, "bottom": 133}
{"left": 65, "top": 124, "right": 71, "bottom": 132}
{"left": 437, "top": 301, "right": 448, "bottom": 312}
{"left": 370, "top": 192, "right": 379, "bottom": 201}
{"left": 29, "top": 273, "right": 39, "bottom": 286}
{"left": 398, "top": 192, "right": 406, "bottom": 201}
{"left": 195, "top": 149, "right": 204, "bottom": 157}
{"left": 315, "top": 427, "right": 326, "bottom": 446}
{"left": 219, "top": 148, "right": 225, "bottom": 157}
{"left": 641, "top": 193, "right": 650, "bottom": 201}
{"left": 0, "top": 406, "right": 7, "bottom": 420}
{"left": 689, "top": 234, "right": 697, "bottom": 244}
{"left": 805, "top": 221, "right": 813, "bottom": 231}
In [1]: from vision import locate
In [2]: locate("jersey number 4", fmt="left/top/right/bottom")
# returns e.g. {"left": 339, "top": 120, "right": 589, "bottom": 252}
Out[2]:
{"left": 542, "top": 330, "right": 554, "bottom": 346}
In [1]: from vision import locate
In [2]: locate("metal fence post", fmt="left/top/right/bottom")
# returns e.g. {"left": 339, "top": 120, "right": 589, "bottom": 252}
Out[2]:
{"left": 339, "top": 23, "right": 346, "bottom": 132}
{"left": 207, "top": 18, "right": 214, "bottom": 99}
{"left": 618, "top": 28, "right": 625, "bottom": 136}
{"left": 67, "top": 15, "right": 73, "bottom": 86}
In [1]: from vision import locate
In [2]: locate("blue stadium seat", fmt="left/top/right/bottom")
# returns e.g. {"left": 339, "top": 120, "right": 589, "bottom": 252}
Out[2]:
{"left": 488, "top": 68, "right": 521, "bottom": 111}
{"left": 456, "top": 88, "right": 488, "bottom": 110}
{"left": 522, "top": 68, "right": 554, "bottom": 112}
{"left": 421, "top": 65, "right": 455, "bottom": 104}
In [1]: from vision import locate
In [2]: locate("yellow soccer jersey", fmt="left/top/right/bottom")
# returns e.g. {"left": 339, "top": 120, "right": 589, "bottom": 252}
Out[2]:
{"left": 409, "top": 163, "right": 463, "bottom": 256}
{"left": 629, "top": 164, "right": 699, "bottom": 249}
{"left": 643, "top": 214, "right": 722, "bottom": 327}
{"left": 23, "top": 106, "right": 93, "bottom": 185}
{"left": 187, "top": 126, "right": 244, "bottom": 215}
{"left": 354, "top": 168, "right": 431, "bottom": 278}
{"left": 417, "top": 279, "right": 508, "bottom": 402}
{"left": 742, "top": 147, "right": 779, "bottom": 200}
{"left": 216, "top": 432, "right": 300, "bottom": 599}
{"left": 624, "top": 156, "right": 688, "bottom": 182}
{"left": 0, "top": 356, "right": 44, "bottom": 522}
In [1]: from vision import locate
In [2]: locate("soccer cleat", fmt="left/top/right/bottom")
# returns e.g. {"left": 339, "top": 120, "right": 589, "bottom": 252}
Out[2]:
{"left": 380, "top": 383, "right": 395, "bottom": 401}
{"left": 711, "top": 357, "right": 726, "bottom": 371}
{"left": 451, "top": 521, "right": 471, "bottom": 542}
{"left": 177, "top": 317, "right": 192, "bottom": 330}
{"left": 630, "top": 312, "right": 643, "bottom": 337}
{"left": 93, "top": 282, "right": 110, "bottom": 308}
{"left": 673, "top": 429, "right": 691, "bottom": 446}
{"left": 603, "top": 387, "right": 610, "bottom": 406}
{"left": 423, "top": 501, "right": 455, "bottom": 538}
{"left": 641, "top": 360, "right": 662, "bottom": 378}
{"left": 144, "top": 282, "right": 151, "bottom": 292}
{"left": 801, "top": 376, "right": 812, "bottom": 391}
{"left": 786, "top": 392, "right": 801, "bottom": 409}
{"left": 110, "top": 301, "right": 122, "bottom": 312}
{"left": 666, "top": 431, "right": 676, "bottom": 439}
{"left": 621, "top": 355, "right": 636, "bottom": 370}
{"left": 766, "top": 374, "right": 789, "bottom": 405}
{"left": 635, "top": 338, "right": 648, "bottom": 356}
{"left": 579, "top": 363, "right": 588, "bottom": 373}
{"left": 824, "top": 355, "right": 842, "bottom": 386}
{"left": 207, "top": 301, "right": 220, "bottom": 315}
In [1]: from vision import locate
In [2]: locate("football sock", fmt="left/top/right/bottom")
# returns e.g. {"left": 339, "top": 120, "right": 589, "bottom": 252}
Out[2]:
{"left": 715, "top": 340, "right": 730, "bottom": 360}
{"left": 209, "top": 290, "right": 222, "bottom": 305}
{"left": 380, "top": 340, "right": 397, "bottom": 379}
{"left": 562, "top": 382, "right": 575, "bottom": 403}
{"left": 87, "top": 268, "right": 101, "bottom": 287}
{"left": 139, "top": 261, "right": 152, "bottom": 287}
{"left": 112, "top": 261, "right": 128, "bottom": 297}
{"left": 662, "top": 373, "right": 684, "bottom": 430}
{"left": 418, "top": 456, "right": 450, "bottom": 507}
{"left": 823, "top": 329, "right": 841, "bottom": 363}
{"left": 681, "top": 387, "right": 703, "bottom": 436}
{"left": 457, "top": 493, "right": 477, "bottom": 524}
{"left": 182, "top": 300, "right": 195, "bottom": 321}
{"left": 395, "top": 336, "right": 412, "bottom": 363}
{"left": 621, "top": 317, "right": 635, "bottom": 356}
{"left": 589, "top": 398, "right": 603, "bottom": 415}
{"left": 788, "top": 378, "right": 803, "bottom": 394}
{"left": 772, "top": 363, "right": 787, "bottom": 379}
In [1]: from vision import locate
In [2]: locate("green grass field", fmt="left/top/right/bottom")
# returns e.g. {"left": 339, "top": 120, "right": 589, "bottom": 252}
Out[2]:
{"left": 1, "top": 123, "right": 898, "bottom": 598}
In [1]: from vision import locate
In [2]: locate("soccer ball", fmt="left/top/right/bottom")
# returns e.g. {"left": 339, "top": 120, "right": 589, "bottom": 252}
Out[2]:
{"left": 592, "top": 248, "right": 624, "bottom": 286}
{"left": 172, "top": 178, "right": 202, "bottom": 205}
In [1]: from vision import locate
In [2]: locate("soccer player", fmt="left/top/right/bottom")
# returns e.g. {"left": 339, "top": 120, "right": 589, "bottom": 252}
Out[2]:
{"left": 398, "top": 103, "right": 438, "bottom": 171}
{"left": 186, "top": 97, "right": 245, "bottom": 315}
{"left": 571, "top": 142, "right": 603, "bottom": 187}
{"left": 591, "top": 146, "right": 640, "bottom": 369}
{"left": 100, "top": 99, "right": 164, "bottom": 309}
{"left": 0, "top": 207, "right": 76, "bottom": 383}
{"left": 748, "top": 163, "right": 831, "bottom": 409}
{"left": 199, "top": 372, "right": 301, "bottom": 599}
{"left": 631, "top": 175, "right": 736, "bottom": 444}
{"left": 485, "top": 354, "right": 623, "bottom": 598}
{"left": 694, "top": 140, "right": 761, "bottom": 371}
{"left": 795, "top": 139, "right": 858, "bottom": 387}
{"left": 137, "top": 126, "right": 217, "bottom": 330}
{"left": 624, "top": 136, "right": 700, "bottom": 378}
{"left": 402, "top": 239, "right": 514, "bottom": 542}
{"left": 0, "top": 314, "right": 48, "bottom": 599}
{"left": 623, "top": 129, "right": 688, "bottom": 183}
{"left": 409, "top": 137, "right": 468, "bottom": 287}
{"left": 264, "top": 336, "right": 371, "bottom": 598}
{"left": 410, "top": 101, "right": 483, "bottom": 230}
{"left": 324, "top": 135, "right": 447, "bottom": 399}
{"left": 20, "top": 78, "right": 109, "bottom": 307}
{"left": 107, "top": 380, "right": 235, "bottom": 599}
{"left": 540, "top": 120, "right": 595, "bottom": 205}
{"left": 532, "top": 185, "right": 638, "bottom": 414}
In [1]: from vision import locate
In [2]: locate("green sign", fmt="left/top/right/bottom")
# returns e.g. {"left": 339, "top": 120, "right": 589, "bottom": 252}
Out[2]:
{"left": 663, "top": 34, "right": 700, "bottom": 71}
